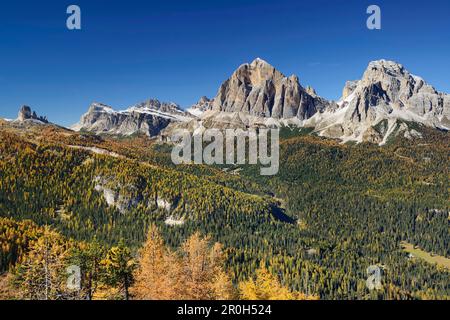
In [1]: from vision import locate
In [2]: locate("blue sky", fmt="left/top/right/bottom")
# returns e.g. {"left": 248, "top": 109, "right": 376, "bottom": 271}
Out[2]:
{"left": 1, "top": 0, "right": 449, "bottom": 126}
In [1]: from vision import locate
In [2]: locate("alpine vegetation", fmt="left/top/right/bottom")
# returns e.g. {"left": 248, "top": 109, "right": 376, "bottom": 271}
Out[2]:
{"left": 171, "top": 128, "right": 280, "bottom": 176}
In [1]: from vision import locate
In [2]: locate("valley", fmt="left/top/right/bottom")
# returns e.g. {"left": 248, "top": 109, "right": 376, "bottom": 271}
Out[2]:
{"left": 0, "top": 120, "right": 448, "bottom": 300}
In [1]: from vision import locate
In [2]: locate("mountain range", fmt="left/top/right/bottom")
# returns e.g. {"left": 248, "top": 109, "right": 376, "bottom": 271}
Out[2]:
{"left": 6, "top": 58, "right": 450, "bottom": 145}
{"left": 1, "top": 58, "right": 449, "bottom": 301}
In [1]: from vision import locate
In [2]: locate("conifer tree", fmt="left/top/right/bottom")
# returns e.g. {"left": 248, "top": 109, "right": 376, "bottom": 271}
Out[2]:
{"left": 69, "top": 240, "right": 106, "bottom": 300}
{"left": 15, "top": 227, "right": 71, "bottom": 300}
{"left": 132, "top": 225, "right": 171, "bottom": 299}
{"left": 239, "top": 264, "right": 319, "bottom": 300}
{"left": 102, "top": 240, "right": 136, "bottom": 300}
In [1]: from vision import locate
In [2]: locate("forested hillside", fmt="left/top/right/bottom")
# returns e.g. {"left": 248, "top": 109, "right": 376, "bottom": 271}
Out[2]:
{"left": 0, "top": 122, "right": 448, "bottom": 300}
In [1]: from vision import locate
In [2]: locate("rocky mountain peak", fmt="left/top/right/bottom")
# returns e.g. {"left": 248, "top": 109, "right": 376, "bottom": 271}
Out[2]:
{"left": 17, "top": 106, "right": 48, "bottom": 123}
{"left": 310, "top": 60, "right": 449, "bottom": 144}
{"left": 356, "top": 60, "right": 444, "bottom": 112}
{"left": 87, "top": 102, "right": 115, "bottom": 113}
{"left": 211, "top": 58, "right": 330, "bottom": 120}
{"left": 305, "top": 86, "right": 317, "bottom": 96}
{"left": 186, "top": 96, "right": 214, "bottom": 118}
{"left": 342, "top": 81, "right": 359, "bottom": 100}
{"left": 230, "top": 58, "right": 285, "bottom": 88}
{"left": 248, "top": 57, "right": 276, "bottom": 72}
{"left": 366, "top": 60, "right": 406, "bottom": 76}
{"left": 251, "top": 57, "right": 270, "bottom": 66}
{"left": 198, "top": 96, "right": 210, "bottom": 104}
{"left": 128, "top": 99, "right": 183, "bottom": 114}
{"left": 72, "top": 99, "right": 192, "bottom": 136}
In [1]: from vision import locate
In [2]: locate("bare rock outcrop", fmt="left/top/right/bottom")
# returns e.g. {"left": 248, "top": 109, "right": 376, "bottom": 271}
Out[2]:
{"left": 17, "top": 106, "right": 48, "bottom": 123}
{"left": 72, "top": 100, "right": 193, "bottom": 136}
{"left": 211, "top": 58, "right": 332, "bottom": 120}
{"left": 310, "top": 60, "right": 449, "bottom": 144}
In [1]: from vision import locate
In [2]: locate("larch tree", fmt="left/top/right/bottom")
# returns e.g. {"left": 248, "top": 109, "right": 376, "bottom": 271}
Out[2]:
{"left": 15, "top": 227, "right": 71, "bottom": 300}
{"left": 131, "top": 227, "right": 235, "bottom": 300}
{"left": 132, "top": 225, "right": 174, "bottom": 299}
{"left": 239, "top": 264, "right": 319, "bottom": 300}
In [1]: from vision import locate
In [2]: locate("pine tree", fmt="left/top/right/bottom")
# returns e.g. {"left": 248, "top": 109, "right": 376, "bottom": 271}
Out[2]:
{"left": 69, "top": 240, "right": 106, "bottom": 300}
{"left": 102, "top": 240, "right": 136, "bottom": 300}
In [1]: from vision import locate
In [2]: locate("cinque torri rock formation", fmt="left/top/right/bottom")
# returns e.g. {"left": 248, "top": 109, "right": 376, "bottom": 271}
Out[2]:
{"left": 72, "top": 99, "right": 193, "bottom": 137}
{"left": 17, "top": 106, "right": 48, "bottom": 123}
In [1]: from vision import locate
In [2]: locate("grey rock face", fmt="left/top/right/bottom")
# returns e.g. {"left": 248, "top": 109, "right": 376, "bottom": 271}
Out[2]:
{"left": 72, "top": 58, "right": 448, "bottom": 145}
{"left": 352, "top": 60, "right": 448, "bottom": 123}
{"left": 72, "top": 100, "right": 193, "bottom": 136}
{"left": 211, "top": 58, "right": 332, "bottom": 120}
{"left": 94, "top": 176, "right": 142, "bottom": 214}
{"left": 17, "top": 106, "right": 48, "bottom": 123}
{"left": 311, "top": 60, "right": 449, "bottom": 144}
{"left": 18, "top": 106, "right": 32, "bottom": 121}
{"left": 186, "top": 96, "right": 214, "bottom": 117}
{"left": 342, "top": 81, "right": 359, "bottom": 100}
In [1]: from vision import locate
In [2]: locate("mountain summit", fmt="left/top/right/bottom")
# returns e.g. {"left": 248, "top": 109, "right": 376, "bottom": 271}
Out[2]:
{"left": 309, "top": 60, "right": 450, "bottom": 144}
{"left": 190, "top": 58, "right": 448, "bottom": 144}
{"left": 68, "top": 58, "right": 448, "bottom": 144}
{"left": 72, "top": 100, "right": 193, "bottom": 136}
{"left": 211, "top": 58, "right": 332, "bottom": 119}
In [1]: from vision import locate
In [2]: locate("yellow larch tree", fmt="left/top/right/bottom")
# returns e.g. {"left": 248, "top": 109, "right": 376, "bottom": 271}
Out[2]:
{"left": 239, "top": 264, "right": 319, "bottom": 300}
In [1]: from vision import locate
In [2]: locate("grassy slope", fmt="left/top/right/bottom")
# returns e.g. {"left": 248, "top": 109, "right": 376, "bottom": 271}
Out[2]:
{"left": 401, "top": 242, "right": 450, "bottom": 269}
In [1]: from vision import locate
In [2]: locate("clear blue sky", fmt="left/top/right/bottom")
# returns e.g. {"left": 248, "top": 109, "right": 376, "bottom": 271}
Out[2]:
{"left": 1, "top": 0, "right": 449, "bottom": 126}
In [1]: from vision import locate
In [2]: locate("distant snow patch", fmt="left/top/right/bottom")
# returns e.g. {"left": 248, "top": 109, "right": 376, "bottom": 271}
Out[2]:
{"left": 186, "top": 107, "right": 204, "bottom": 117}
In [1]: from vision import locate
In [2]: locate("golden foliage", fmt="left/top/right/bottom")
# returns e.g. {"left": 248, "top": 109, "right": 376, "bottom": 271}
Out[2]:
{"left": 239, "top": 264, "right": 318, "bottom": 300}
{"left": 0, "top": 273, "right": 20, "bottom": 300}
{"left": 15, "top": 227, "right": 72, "bottom": 300}
{"left": 132, "top": 226, "right": 235, "bottom": 300}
